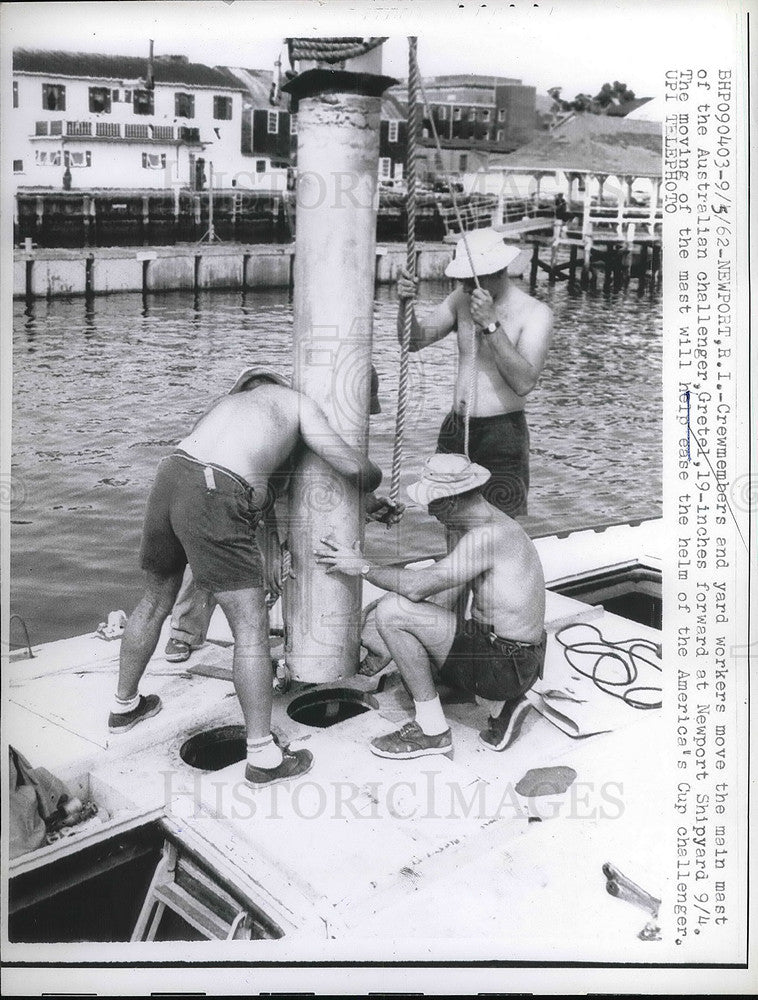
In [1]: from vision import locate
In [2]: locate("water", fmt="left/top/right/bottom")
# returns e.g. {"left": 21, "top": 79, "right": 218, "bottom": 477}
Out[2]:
{"left": 11, "top": 281, "right": 661, "bottom": 645}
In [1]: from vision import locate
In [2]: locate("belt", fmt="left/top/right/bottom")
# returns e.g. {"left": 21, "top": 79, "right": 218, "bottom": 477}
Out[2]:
{"left": 170, "top": 450, "right": 255, "bottom": 495}
{"left": 474, "top": 621, "right": 544, "bottom": 648}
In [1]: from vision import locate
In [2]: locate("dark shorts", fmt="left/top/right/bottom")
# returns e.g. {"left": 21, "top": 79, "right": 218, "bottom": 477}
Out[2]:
{"left": 139, "top": 451, "right": 265, "bottom": 592}
{"left": 436, "top": 409, "right": 530, "bottom": 516}
{"left": 439, "top": 619, "right": 546, "bottom": 702}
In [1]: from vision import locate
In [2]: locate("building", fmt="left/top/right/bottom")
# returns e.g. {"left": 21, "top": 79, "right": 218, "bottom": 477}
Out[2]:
{"left": 10, "top": 49, "right": 263, "bottom": 192}
{"left": 389, "top": 74, "right": 541, "bottom": 182}
{"left": 218, "top": 66, "right": 295, "bottom": 183}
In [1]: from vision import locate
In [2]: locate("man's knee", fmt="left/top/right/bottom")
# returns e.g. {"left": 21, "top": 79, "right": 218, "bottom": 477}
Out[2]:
{"left": 375, "top": 592, "right": 423, "bottom": 633}
{"left": 140, "top": 571, "right": 183, "bottom": 618}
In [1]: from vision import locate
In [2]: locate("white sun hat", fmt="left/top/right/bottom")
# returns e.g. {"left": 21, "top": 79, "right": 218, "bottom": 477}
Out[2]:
{"left": 406, "top": 453, "right": 491, "bottom": 506}
{"left": 228, "top": 365, "right": 290, "bottom": 394}
{"left": 444, "top": 227, "right": 523, "bottom": 279}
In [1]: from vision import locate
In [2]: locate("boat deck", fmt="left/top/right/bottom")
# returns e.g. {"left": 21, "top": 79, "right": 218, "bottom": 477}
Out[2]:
{"left": 6, "top": 520, "right": 664, "bottom": 955}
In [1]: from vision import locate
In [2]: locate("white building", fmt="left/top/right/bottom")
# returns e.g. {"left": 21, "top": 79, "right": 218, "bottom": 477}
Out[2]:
{"left": 10, "top": 49, "right": 284, "bottom": 193}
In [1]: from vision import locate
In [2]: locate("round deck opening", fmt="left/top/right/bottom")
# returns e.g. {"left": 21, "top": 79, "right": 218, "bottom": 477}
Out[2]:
{"left": 287, "top": 688, "right": 377, "bottom": 729}
{"left": 180, "top": 725, "right": 246, "bottom": 771}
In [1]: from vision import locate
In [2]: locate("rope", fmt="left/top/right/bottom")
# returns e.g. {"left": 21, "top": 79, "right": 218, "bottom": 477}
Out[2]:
{"left": 415, "top": 75, "right": 480, "bottom": 458}
{"left": 287, "top": 37, "right": 388, "bottom": 66}
{"left": 388, "top": 37, "right": 419, "bottom": 507}
{"left": 554, "top": 623, "right": 662, "bottom": 709}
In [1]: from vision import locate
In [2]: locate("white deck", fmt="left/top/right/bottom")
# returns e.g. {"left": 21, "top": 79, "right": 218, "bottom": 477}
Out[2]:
{"left": 6, "top": 520, "right": 664, "bottom": 955}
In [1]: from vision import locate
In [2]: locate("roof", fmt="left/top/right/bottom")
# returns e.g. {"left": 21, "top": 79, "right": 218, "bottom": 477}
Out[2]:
{"left": 13, "top": 48, "right": 242, "bottom": 90}
{"left": 497, "top": 113, "right": 662, "bottom": 177}
{"left": 218, "top": 66, "right": 285, "bottom": 107}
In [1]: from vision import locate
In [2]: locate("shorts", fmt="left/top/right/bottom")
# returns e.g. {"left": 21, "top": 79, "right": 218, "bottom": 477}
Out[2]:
{"left": 437, "top": 409, "right": 529, "bottom": 516}
{"left": 439, "top": 619, "right": 546, "bottom": 702}
{"left": 139, "top": 451, "right": 265, "bottom": 591}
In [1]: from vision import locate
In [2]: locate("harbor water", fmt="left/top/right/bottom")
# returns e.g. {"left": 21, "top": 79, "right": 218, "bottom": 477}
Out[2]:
{"left": 11, "top": 281, "right": 661, "bottom": 646}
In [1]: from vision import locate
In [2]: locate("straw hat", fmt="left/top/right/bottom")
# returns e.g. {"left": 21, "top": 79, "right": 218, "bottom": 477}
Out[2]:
{"left": 444, "top": 227, "right": 523, "bottom": 279}
{"left": 228, "top": 365, "right": 290, "bottom": 393}
{"left": 406, "top": 453, "right": 490, "bottom": 506}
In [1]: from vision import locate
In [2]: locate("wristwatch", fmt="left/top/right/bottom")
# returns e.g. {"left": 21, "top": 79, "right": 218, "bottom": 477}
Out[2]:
{"left": 360, "top": 563, "right": 372, "bottom": 578}
{"left": 482, "top": 320, "right": 501, "bottom": 336}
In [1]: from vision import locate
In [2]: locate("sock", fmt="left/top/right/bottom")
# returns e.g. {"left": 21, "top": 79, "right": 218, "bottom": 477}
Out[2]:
{"left": 111, "top": 692, "right": 141, "bottom": 715}
{"left": 414, "top": 696, "right": 448, "bottom": 736}
{"left": 246, "top": 735, "right": 283, "bottom": 769}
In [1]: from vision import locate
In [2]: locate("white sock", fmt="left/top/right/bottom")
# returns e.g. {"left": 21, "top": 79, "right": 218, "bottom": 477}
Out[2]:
{"left": 111, "top": 692, "right": 140, "bottom": 715}
{"left": 414, "top": 696, "right": 448, "bottom": 736}
{"left": 246, "top": 735, "right": 284, "bottom": 769}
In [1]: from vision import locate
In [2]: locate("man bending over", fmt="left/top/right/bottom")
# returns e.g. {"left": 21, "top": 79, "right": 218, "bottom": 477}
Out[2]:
{"left": 109, "top": 367, "right": 382, "bottom": 788}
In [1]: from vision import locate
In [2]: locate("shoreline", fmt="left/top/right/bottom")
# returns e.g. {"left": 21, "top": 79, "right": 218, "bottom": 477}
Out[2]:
{"left": 13, "top": 241, "right": 458, "bottom": 298}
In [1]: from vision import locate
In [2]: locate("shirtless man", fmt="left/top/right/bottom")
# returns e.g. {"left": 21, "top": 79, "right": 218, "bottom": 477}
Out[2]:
{"left": 109, "top": 366, "right": 382, "bottom": 787}
{"left": 398, "top": 226, "right": 553, "bottom": 517}
{"left": 315, "top": 453, "right": 546, "bottom": 758}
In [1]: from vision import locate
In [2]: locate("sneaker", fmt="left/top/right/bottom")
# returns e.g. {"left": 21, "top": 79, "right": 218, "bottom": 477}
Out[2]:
{"left": 165, "top": 638, "right": 192, "bottom": 662}
{"left": 478, "top": 697, "right": 532, "bottom": 752}
{"left": 108, "top": 694, "right": 162, "bottom": 734}
{"left": 245, "top": 747, "right": 314, "bottom": 788}
{"left": 369, "top": 721, "right": 453, "bottom": 760}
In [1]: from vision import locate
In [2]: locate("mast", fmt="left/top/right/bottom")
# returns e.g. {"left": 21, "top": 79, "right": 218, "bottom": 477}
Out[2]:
{"left": 282, "top": 41, "right": 395, "bottom": 682}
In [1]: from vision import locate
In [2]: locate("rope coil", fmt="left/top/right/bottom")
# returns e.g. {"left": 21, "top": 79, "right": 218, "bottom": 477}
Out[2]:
{"left": 287, "top": 37, "right": 388, "bottom": 66}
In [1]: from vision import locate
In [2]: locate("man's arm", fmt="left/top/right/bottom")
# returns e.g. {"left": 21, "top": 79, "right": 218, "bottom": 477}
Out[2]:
{"left": 470, "top": 292, "right": 553, "bottom": 397}
{"left": 315, "top": 528, "right": 492, "bottom": 602}
{"left": 297, "top": 395, "right": 382, "bottom": 492}
{"left": 397, "top": 267, "right": 457, "bottom": 352}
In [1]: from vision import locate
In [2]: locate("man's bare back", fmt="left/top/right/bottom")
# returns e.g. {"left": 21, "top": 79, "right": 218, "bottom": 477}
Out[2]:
{"left": 178, "top": 384, "right": 380, "bottom": 497}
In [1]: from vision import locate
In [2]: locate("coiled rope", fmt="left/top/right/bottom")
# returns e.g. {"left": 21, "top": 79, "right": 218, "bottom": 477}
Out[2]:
{"left": 388, "top": 39, "right": 481, "bottom": 507}
{"left": 287, "top": 37, "right": 389, "bottom": 66}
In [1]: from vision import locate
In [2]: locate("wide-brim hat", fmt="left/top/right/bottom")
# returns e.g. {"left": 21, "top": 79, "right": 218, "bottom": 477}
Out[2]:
{"left": 444, "top": 227, "right": 524, "bottom": 279}
{"left": 229, "top": 365, "right": 290, "bottom": 394}
{"left": 406, "top": 453, "right": 490, "bottom": 506}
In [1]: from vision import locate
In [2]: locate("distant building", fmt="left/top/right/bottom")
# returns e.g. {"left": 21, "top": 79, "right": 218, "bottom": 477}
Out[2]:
{"left": 389, "top": 73, "right": 541, "bottom": 182}
{"left": 11, "top": 49, "right": 261, "bottom": 192}
{"left": 217, "top": 67, "right": 294, "bottom": 185}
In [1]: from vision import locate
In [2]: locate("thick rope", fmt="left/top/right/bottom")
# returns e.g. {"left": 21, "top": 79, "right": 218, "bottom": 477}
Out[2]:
{"left": 416, "top": 75, "right": 480, "bottom": 459}
{"left": 388, "top": 36, "right": 419, "bottom": 507}
{"left": 287, "top": 37, "right": 388, "bottom": 66}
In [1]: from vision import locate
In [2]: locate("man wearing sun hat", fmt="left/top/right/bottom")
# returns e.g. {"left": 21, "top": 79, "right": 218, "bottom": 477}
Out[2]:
{"left": 315, "top": 452, "right": 547, "bottom": 758}
{"left": 396, "top": 226, "right": 552, "bottom": 518}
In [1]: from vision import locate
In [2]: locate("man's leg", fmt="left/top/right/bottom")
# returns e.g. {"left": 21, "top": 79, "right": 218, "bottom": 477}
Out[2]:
{"left": 110, "top": 569, "right": 184, "bottom": 732}
{"left": 370, "top": 593, "right": 458, "bottom": 759}
{"left": 166, "top": 567, "right": 216, "bottom": 661}
{"left": 212, "top": 585, "right": 312, "bottom": 785}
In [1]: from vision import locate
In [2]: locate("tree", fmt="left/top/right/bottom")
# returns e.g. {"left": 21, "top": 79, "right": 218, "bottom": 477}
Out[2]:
{"left": 548, "top": 81, "right": 637, "bottom": 115}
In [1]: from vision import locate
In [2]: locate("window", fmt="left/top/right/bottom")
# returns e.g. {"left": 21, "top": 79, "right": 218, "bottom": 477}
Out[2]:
{"left": 434, "top": 152, "right": 443, "bottom": 170}
{"left": 35, "top": 121, "right": 49, "bottom": 136}
{"left": 498, "top": 108, "right": 505, "bottom": 122}
{"left": 142, "top": 152, "right": 167, "bottom": 169}
{"left": 290, "top": 115, "right": 298, "bottom": 135}
{"left": 388, "top": 120, "right": 399, "bottom": 143}
{"left": 35, "top": 150, "right": 62, "bottom": 166}
{"left": 133, "top": 89, "right": 154, "bottom": 115}
{"left": 497, "top": 129, "right": 504, "bottom": 142}
{"left": 255, "top": 159, "right": 267, "bottom": 173}
{"left": 124, "top": 89, "right": 132, "bottom": 102}
{"left": 393, "top": 161, "right": 404, "bottom": 181}
{"left": 469, "top": 109, "right": 476, "bottom": 122}
{"left": 64, "top": 150, "right": 92, "bottom": 168}
{"left": 379, "top": 157, "right": 391, "bottom": 179}
{"left": 453, "top": 107, "right": 461, "bottom": 121}
{"left": 50, "top": 120, "right": 63, "bottom": 136}
{"left": 482, "top": 108, "right": 490, "bottom": 122}
{"left": 13, "top": 159, "right": 23, "bottom": 173}
{"left": 89, "top": 86, "right": 111, "bottom": 113}
{"left": 42, "top": 83, "right": 66, "bottom": 111}
{"left": 437, "top": 105, "right": 447, "bottom": 120}
{"left": 175, "top": 92, "right": 195, "bottom": 118}
{"left": 459, "top": 153, "right": 468, "bottom": 172}
{"left": 13, "top": 81, "right": 18, "bottom": 108}
{"left": 112, "top": 88, "right": 121, "bottom": 102}
{"left": 267, "top": 110, "right": 279, "bottom": 134}
{"left": 213, "top": 95, "right": 233, "bottom": 120}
